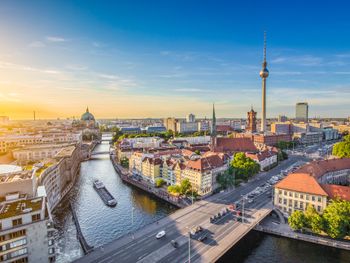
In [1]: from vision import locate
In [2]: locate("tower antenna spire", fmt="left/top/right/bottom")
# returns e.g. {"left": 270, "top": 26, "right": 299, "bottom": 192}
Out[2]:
{"left": 263, "top": 31, "right": 267, "bottom": 63}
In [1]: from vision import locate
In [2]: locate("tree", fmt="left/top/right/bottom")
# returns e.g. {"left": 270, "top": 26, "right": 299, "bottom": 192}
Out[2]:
{"left": 332, "top": 135, "right": 350, "bottom": 158}
{"left": 304, "top": 205, "right": 324, "bottom": 234}
{"left": 194, "top": 150, "right": 201, "bottom": 155}
{"left": 120, "top": 157, "right": 129, "bottom": 168}
{"left": 217, "top": 171, "right": 235, "bottom": 189}
{"left": 231, "top": 152, "right": 260, "bottom": 180}
{"left": 322, "top": 199, "right": 350, "bottom": 238}
{"left": 179, "top": 179, "right": 192, "bottom": 195}
{"left": 155, "top": 178, "right": 166, "bottom": 188}
{"left": 288, "top": 210, "right": 306, "bottom": 231}
{"left": 167, "top": 185, "right": 181, "bottom": 195}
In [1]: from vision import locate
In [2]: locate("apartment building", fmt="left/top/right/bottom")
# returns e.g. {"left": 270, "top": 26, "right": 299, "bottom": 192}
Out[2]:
{"left": 0, "top": 194, "right": 56, "bottom": 263}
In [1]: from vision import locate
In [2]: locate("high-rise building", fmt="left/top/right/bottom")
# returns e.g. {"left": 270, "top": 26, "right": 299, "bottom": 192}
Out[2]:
{"left": 186, "top": 113, "right": 196, "bottom": 123}
{"left": 296, "top": 102, "right": 309, "bottom": 122}
{"left": 260, "top": 32, "right": 269, "bottom": 133}
{"left": 163, "top": 118, "right": 178, "bottom": 132}
{"left": 246, "top": 107, "right": 257, "bottom": 133}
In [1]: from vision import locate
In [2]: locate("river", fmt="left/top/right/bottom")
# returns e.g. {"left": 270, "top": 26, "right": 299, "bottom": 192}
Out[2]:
{"left": 53, "top": 138, "right": 350, "bottom": 263}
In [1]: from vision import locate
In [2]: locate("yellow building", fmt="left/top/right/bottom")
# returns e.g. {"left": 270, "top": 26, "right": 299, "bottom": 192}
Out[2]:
{"left": 141, "top": 157, "right": 162, "bottom": 184}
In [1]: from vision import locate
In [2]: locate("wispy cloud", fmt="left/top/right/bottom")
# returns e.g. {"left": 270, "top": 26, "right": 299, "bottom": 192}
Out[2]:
{"left": 0, "top": 61, "right": 61, "bottom": 74}
{"left": 174, "top": 88, "right": 210, "bottom": 92}
{"left": 271, "top": 55, "right": 323, "bottom": 66}
{"left": 46, "top": 36, "right": 67, "bottom": 42}
{"left": 66, "top": 64, "right": 88, "bottom": 71}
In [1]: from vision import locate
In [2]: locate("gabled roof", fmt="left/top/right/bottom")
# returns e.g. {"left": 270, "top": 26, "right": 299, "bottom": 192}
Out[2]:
{"left": 215, "top": 137, "right": 257, "bottom": 153}
{"left": 321, "top": 184, "right": 350, "bottom": 201}
{"left": 275, "top": 173, "right": 328, "bottom": 196}
{"left": 186, "top": 155, "right": 224, "bottom": 172}
{"left": 295, "top": 158, "right": 350, "bottom": 179}
{"left": 245, "top": 150, "right": 277, "bottom": 162}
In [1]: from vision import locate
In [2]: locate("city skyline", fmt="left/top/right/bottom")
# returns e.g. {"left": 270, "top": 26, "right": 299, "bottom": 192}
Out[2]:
{"left": 1, "top": 1, "right": 350, "bottom": 119}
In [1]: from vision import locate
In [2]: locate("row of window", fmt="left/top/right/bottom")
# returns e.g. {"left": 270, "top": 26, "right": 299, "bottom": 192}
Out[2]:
{"left": 0, "top": 247, "right": 28, "bottom": 261}
{"left": 0, "top": 230, "right": 26, "bottom": 243}
{"left": 0, "top": 238, "right": 27, "bottom": 252}
{"left": 278, "top": 198, "right": 322, "bottom": 212}
{"left": 278, "top": 190, "right": 322, "bottom": 202}
{"left": 11, "top": 214, "right": 41, "bottom": 228}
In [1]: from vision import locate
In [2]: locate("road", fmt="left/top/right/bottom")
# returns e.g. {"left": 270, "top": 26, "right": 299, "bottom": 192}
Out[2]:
{"left": 74, "top": 155, "right": 308, "bottom": 263}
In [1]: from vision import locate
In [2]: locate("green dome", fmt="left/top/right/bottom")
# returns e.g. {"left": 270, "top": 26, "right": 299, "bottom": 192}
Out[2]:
{"left": 81, "top": 107, "right": 95, "bottom": 121}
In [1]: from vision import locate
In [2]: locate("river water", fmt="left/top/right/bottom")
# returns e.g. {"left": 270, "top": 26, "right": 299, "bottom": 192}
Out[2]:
{"left": 53, "top": 138, "right": 350, "bottom": 263}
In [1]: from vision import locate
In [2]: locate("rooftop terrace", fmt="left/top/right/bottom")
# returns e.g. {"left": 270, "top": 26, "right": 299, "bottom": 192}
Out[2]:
{"left": 0, "top": 196, "right": 43, "bottom": 219}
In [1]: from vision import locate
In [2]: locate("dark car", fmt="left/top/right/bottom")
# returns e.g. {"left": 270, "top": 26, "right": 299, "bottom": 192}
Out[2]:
{"left": 171, "top": 240, "right": 179, "bottom": 248}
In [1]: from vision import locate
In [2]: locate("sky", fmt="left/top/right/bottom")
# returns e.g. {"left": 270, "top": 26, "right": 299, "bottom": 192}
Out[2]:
{"left": 0, "top": 0, "right": 350, "bottom": 120}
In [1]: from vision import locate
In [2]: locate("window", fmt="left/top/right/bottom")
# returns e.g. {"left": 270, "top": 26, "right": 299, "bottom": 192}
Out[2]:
{"left": 300, "top": 194, "right": 304, "bottom": 199}
{"left": 12, "top": 218, "right": 22, "bottom": 227}
{"left": 318, "top": 196, "right": 322, "bottom": 202}
{"left": 283, "top": 199, "right": 287, "bottom": 205}
{"left": 48, "top": 239, "right": 54, "bottom": 246}
{"left": 289, "top": 192, "right": 292, "bottom": 197}
{"left": 295, "top": 193, "right": 299, "bottom": 198}
{"left": 9, "top": 230, "right": 26, "bottom": 239}
{"left": 294, "top": 201, "right": 298, "bottom": 207}
{"left": 49, "top": 247, "right": 55, "bottom": 255}
{"left": 317, "top": 206, "right": 321, "bottom": 212}
{"left": 10, "top": 248, "right": 28, "bottom": 258}
{"left": 306, "top": 195, "right": 310, "bottom": 201}
{"left": 0, "top": 235, "right": 5, "bottom": 242}
{"left": 279, "top": 190, "right": 282, "bottom": 195}
{"left": 278, "top": 198, "right": 282, "bottom": 204}
{"left": 32, "top": 214, "right": 41, "bottom": 222}
{"left": 9, "top": 238, "right": 27, "bottom": 249}
{"left": 284, "top": 191, "right": 287, "bottom": 196}
{"left": 11, "top": 257, "right": 28, "bottom": 263}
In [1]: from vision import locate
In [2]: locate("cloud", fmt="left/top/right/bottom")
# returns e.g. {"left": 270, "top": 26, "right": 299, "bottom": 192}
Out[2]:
{"left": 66, "top": 65, "right": 88, "bottom": 71}
{"left": 160, "top": 51, "right": 171, "bottom": 56}
{"left": 0, "top": 61, "right": 61, "bottom": 75}
{"left": 29, "top": 41, "right": 46, "bottom": 48}
{"left": 271, "top": 55, "right": 323, "bottom": 66}
{"left": 46, "top": 36, "right": 67, "bottom": 42}
{"left": 92, "top": 41, "right": 105, "bottom": 48}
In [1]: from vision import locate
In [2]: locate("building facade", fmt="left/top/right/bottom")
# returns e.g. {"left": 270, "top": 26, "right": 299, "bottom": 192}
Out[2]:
{"left": 295, "top": 102, "right": 309, "bottom": 122}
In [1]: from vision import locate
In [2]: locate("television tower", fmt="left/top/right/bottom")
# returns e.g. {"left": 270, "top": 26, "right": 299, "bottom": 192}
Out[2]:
{"left": 260, "top": 31, "right": 269, "bottom": 133}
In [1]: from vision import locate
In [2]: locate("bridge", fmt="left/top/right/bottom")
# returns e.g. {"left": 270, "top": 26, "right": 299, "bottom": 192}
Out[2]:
{"left": 74, "top": 156, "right": 304, "bottom": 263}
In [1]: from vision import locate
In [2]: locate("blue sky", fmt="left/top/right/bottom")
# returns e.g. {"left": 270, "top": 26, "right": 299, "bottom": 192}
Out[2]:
{"left": 0, "top": 0, "right": 350, "bottom": 119}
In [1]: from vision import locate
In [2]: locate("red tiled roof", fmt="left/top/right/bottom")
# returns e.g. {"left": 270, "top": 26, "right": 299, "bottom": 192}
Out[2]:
{"left": 275, "top": 173, "right": 328, "bottom": 196}
{"left": 186, "top": 154, "right": 224, "bottom": 172}
{"left": 216, "top": 125, "right": 234, "bottom": 132}
{"left": 215, "top": 137, "right": 257, "bottom": 153}
{"left": 295, "top": 158, "right": 350, "bottom": 179}
{"left": 321, "top": 184, "right": 350, "bottom": 201}
{"left": 142, "top": 157, "right": 162, "bottom": 165}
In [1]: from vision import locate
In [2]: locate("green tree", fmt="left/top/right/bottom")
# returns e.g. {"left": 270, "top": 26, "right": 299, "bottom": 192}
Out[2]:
{"left": 231, "top": 152, "right": 260, "bottom": 180}
{"left": 120, "top": 157, "right": 129, "bottom": 168}
{"left": 167, "top": 185, "right": 181, "bottom": 195}
{"left": 194, "top": 150, "right": 201, "bottom": 155}
{"left": 217, "top": 171, "right": 235, "bottom": 189}
{"left": 304, "top": 205, "right": 324, "bottom": 234}
{"left": 322, "top": 199, "right": 350, "bottom": 238}
{"left": 332, "top": 135, "right": 350, "bottom": 158}
{"left": 179, "top": 179, "right": 192, "bottom": 195}
{"left": 155, "top": 178, "right": 166, "bottom": 188}
{"left": 288, "top": 210, "right": 306, "bottom": 231}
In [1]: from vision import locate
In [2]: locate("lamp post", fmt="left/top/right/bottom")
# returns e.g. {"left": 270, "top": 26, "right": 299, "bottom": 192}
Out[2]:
{"left": 131, "top": 206, "right": 135, "bottom": 239}
{"left": 188, "top": 231, "right": 191, "bottom": 263}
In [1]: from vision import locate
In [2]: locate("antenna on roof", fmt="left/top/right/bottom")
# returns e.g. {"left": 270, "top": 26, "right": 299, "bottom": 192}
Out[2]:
{"left": 263, "top": 31, "right": 267, "bottom": 62}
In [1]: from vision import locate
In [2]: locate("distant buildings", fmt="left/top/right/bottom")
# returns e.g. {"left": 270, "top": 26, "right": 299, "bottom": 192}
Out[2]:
{"left": 0, "top": 116, "right": 9, "bottom": 124}
{"left": 176, "top": 120, "right": 198, "bottom": 134}
{"left": 274, "top": 158, "right": 350, "bottom": 215}
{"left": 186, "top": 113, "right": 196, "bottom": 123}
{"left": 295, "top": 102, "right": 309, "bottom": 122}
{"left": 278, "top": 115, "right": 288, "bottom": 122}
{"left": 163, "top": 118, "right": 178, "bottom": 132}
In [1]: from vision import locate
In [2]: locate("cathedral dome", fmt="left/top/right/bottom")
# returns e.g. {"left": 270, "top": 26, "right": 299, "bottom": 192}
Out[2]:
{"left": 81, "top": 107, "right": 95, "bottom": 121}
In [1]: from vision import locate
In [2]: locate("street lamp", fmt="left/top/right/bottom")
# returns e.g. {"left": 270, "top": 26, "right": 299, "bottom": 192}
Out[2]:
{"left": 185, "top": 226, "right": 191, "bottom": 263}
{"left": 131, "top": 206, "right": 135, "bottom": 239}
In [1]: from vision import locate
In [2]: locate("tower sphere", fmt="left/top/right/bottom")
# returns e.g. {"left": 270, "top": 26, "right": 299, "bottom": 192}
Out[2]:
{"left": 260, "top": 68, "right": 269, "bottom": 78}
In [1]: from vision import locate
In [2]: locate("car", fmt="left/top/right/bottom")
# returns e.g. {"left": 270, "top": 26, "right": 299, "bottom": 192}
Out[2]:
{"left": 197, "top": 232, "right": 208, "bottom": 242}
{"left": 170, "top": 240, "right": 179, "bottom": 248}
{"left": 156, "top": 230, "right": 166, "bottom": 239}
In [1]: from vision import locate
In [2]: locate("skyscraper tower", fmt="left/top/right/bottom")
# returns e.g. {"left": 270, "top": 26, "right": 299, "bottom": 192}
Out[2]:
{"left": 260, "top": 32, "right": 269, "bottom": 133}
{"left": 210, "top": 103, "right": 217, "bottom": 151}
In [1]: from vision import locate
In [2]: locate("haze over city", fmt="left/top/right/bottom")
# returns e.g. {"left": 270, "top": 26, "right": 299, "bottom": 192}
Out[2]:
{"left": 1, "top": 0, "right": 350, "bottom": 119}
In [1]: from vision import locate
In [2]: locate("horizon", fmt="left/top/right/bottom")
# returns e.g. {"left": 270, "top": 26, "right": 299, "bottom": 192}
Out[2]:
{"left": 1, "top": 1, "right": 350, "bottom": 119}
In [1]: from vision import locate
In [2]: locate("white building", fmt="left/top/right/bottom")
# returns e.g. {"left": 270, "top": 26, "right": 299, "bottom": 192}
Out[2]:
{"left": 176, "top": 121, "right": 198, "bottom": 134}
{"left": 186, "top": 113, "right": 196, "bottom": 123}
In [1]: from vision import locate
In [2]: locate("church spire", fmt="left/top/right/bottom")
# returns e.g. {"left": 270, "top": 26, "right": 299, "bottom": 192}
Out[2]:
{"left": 212, "top": 103, "right": 216, "bottom": 136}
{"left": 86, "top": 106, "right": 89, "bottom": 113}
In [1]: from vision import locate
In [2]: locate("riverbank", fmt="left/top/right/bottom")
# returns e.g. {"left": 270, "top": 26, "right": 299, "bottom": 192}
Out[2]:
{"left": 110, "top": 153, "right": 186, "bottom": 208}
{"left": 255, "top": 213, "right": 350, "bottom": 251}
